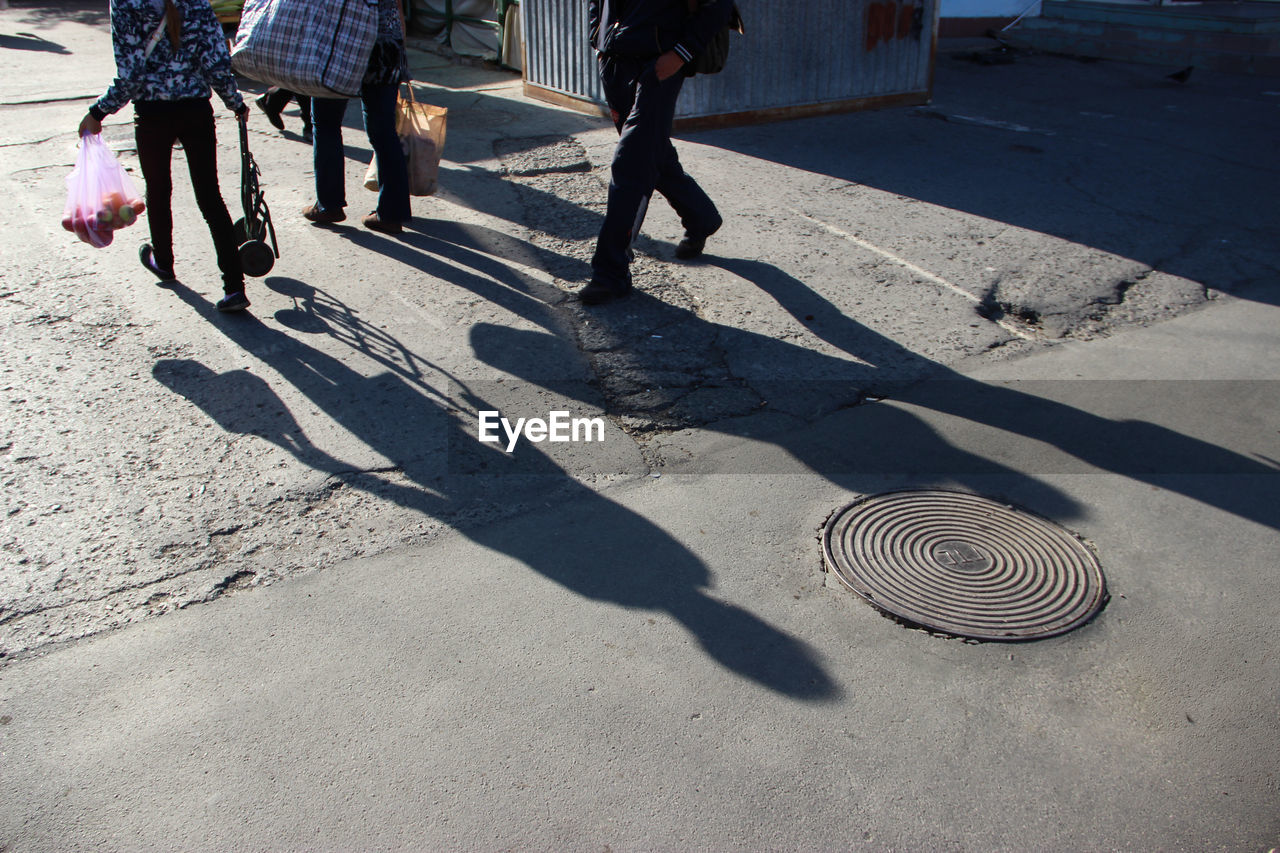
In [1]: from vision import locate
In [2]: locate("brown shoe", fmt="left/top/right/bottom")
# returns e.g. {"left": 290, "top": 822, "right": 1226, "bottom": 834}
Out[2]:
{"left": 302, "top": 203, "right": 345, "bottom": 224}
{"left": 362, "top": 212, "right": 403, "bottom": 234}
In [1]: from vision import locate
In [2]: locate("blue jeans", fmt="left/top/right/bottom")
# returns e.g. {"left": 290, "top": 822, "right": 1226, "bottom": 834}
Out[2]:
{"left": 311, "top": 82, "right": 410, "bottom": 222}
{"left": 591, "top": 55, "right": 722, "bottom": 289}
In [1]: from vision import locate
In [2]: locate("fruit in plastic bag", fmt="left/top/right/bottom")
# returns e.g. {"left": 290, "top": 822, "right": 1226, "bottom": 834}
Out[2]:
{"left": 62, "top": 132, "right": 143, "bottom": 248}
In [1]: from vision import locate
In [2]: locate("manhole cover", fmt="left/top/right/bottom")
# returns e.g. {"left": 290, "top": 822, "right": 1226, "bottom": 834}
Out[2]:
{"left": 823, "top": 490, "right": 1106, "bottom": 641}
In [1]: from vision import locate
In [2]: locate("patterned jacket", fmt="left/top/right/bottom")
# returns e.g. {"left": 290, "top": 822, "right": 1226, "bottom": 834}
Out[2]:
{"left": 90, "top": 0, "right": 244, "bottom": 120}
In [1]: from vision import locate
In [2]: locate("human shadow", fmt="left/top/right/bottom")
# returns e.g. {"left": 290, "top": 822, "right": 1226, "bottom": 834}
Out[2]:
{"left": 328, "top": 218, "right": 588, "bottom": 331}
{"left": 152, "top": 278, "right": 840, "bottom": 701}
{"left": 436, "top": 162, "right": 609, "bottom": 246}
{"left": 0, "top": 32, "right": 70, "bottom": 53}
{"left": 8, "top": 0, "right": 107, "bottom": 28}
{"left": 698, "top": 55, "right": 1280, "bottom": 306}
{"left": 296, "top": 208, "right": 1278, "bottom": 536}
{"left": 466, "top": 251, "right": 1279, "bottom": 532}
{"left": 717, "top": 255, "right": 1280, "bottom": 489}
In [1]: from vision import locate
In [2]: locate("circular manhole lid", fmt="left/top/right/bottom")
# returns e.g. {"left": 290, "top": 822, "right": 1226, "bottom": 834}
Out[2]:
{"left": 823, "top": 490, "right": 1106, "bottom": 641}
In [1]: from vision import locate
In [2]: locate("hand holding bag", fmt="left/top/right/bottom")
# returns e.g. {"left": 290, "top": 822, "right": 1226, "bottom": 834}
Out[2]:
{"left": 231, "top": 0, "right": 379, "bottom": 98}
{"left": 62, "top": 133, "right": 145, "bottom": 248}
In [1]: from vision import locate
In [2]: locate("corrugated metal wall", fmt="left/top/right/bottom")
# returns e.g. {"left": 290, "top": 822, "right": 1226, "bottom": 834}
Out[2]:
{"left": 523, "top": 0, "right": 939, "bottom": 122}
{"left": 524, "top": 0, "right": 605, "bottom": 104}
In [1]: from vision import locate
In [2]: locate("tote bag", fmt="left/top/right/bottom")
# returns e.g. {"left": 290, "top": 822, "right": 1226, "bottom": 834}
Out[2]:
{"left": 231, "top": 0, "right": 378, "bottom": 98}
{"left": 364, "top": 86, "right": 448, "bottom": 197}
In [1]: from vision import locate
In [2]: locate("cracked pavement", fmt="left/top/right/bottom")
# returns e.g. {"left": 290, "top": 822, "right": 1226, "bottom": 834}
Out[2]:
{"left": 2, "top": 4, "right": 1279, "bottom": 850}
{"left": 2, "top": 6, "right": 1278, "bottom": 665}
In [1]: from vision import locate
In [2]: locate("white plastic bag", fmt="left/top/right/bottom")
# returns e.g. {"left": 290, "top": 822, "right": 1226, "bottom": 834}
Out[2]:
{"left": 62, "top": 133, "right": 145, "bottom": 249}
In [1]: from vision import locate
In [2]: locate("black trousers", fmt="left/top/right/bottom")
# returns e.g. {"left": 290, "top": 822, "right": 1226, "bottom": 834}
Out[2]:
{"left": 262, "top": 87, "right": 312, "bottom": 131}
{"left": 134, "top": 98, "right": 243, "bottom": 293}
{"left": 591, "top": 55, "right": 722, "bottom": 289}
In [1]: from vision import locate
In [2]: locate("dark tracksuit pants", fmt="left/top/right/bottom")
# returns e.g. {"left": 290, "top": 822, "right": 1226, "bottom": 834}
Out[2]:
{"left": 134, "top": 98, "right": 243, "bottom": 293}
{"left": 591, "top": 55, "right": 722, "bottom": 290}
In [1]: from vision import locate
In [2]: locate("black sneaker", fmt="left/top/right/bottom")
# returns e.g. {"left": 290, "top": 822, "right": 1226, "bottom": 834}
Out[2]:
{"left": 578, "top": 278, "right": 632, "bottom": 305}
{"left": 216, "top": 291, "right": 250, "bottom": 313}
{"left": 139, "top": 243, "right": 176, "bottom": 281}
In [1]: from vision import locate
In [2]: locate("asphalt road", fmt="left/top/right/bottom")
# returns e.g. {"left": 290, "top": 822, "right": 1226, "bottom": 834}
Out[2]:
{"left": 1, "top": 2, "right": 1278, "bottom": 849}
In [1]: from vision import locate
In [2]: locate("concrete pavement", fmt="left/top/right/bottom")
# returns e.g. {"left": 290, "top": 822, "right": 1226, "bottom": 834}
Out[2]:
{"left": 2, "top": 293, "right": 1278, "bottom": 849}
{"left": 2, "top": 3, "right": 1279, "bottom": 849}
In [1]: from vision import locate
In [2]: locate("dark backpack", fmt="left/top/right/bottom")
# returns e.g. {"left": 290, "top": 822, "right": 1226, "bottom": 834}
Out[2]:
{"left": 685, "top": 1, "right": 743, "bottom": 76}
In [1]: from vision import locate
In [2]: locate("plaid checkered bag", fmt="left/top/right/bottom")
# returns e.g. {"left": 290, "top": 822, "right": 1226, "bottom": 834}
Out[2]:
{"left": 230, "top": 0, "right": 379, "bottom": 98}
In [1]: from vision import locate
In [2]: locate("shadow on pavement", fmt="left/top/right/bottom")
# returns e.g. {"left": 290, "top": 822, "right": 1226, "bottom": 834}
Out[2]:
{"left": 153, "top": 278, "right": 840, "bottom": 702}
{"left": 702, "top": 54, "right": 1280, "bottom": 305}
{"left": 4, "top": 0, "right": 107, "bottom": 29}
{"left": 309, "top": 214, "right": 1280, "bottom": 537}
{"left": 0, "top": 32, "right": 70, "bottom": 53}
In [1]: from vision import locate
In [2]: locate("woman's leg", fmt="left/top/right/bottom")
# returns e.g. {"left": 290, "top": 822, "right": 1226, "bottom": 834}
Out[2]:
{"left": 296, "top": 94, "right": 313, "bottom": 137}
{"left": 175, "top": 100, "right": 243, "bottom": 294}
{"left": 133, "top": 110, "right": 178, "bottom": 271}
{"left": 310, "top": 97, "right": 349, "bottom": 212}
{"left": 361, "top": 82, "right": 410, "bottom": 223}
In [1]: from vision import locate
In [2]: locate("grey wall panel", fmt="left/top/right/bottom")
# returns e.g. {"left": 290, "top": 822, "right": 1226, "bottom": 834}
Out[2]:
{"left": 524, "top": 0, "right": 936, "bottom": 120}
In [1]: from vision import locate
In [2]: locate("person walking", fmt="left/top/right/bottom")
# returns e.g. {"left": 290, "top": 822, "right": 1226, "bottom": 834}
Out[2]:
{"left": 255, "top": 86, "right": 312, "bottom": 141}
{"left": 80, "top": 0, "right": 252, "bottom": 313}
{"left": 302, "top": 0, "right": 410, "bottom": 235}
{"left": 579, "top": 0, "right": 734, "bottom": 305}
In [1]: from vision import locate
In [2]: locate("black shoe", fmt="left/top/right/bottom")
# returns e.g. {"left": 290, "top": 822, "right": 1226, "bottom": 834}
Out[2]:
{"left": 675, "top": 214, "right": 722, "bottom": 260}
{"left": 255, "top": 93, "right": 285, "bottom": 131}
{"left": 139, "top": 243, "right": 176, "bottom": 281}
{"left": 674, "top": 235, "right": 707, "bottom": 260}
{"left": 216, "top": 291, "right": 250, "bottom": 313}
{"left": 302, "top": 125, "right": 313, "bottom": 144}
{"left": 578, "top": 278, "right": 631, "bottom": 305}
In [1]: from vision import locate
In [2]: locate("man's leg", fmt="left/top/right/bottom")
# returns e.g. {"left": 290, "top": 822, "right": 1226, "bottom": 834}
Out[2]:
{"left": 655, "top": 139, "right": 722, "bottom": 259}
{"left": 307, "top": 97, "right": 349, "bottom": 219}
{"left": 360, "top": 82, "right": 410, "bottom": 227}
{"left": 585, "top": 57, "right": 686, "bottom": 302}
{"left": 255, "top": 86, "right": 288, "bottom": 131}
{"left": 296, "top": 94, "right": 313, "bottom": 138}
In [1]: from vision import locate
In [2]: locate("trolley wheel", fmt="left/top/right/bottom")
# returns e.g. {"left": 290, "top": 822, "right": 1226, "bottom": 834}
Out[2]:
{"left": 238, "top": 239, "right": 275, "bottom": 278}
